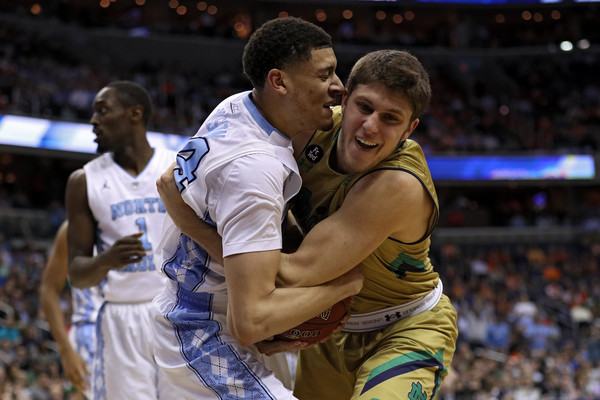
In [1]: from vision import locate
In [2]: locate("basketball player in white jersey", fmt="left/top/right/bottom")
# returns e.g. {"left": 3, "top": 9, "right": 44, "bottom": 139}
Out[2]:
{"left": 65, "top": 81, "right": 178, "bottom": 399}
{"left": 41, "top": 220, "right": 103, "bottom": 399}
{"left": 151, "top": 17, "right": 363, "bottom": 400}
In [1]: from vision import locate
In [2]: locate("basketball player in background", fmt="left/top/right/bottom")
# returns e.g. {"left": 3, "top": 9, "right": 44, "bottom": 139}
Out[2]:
{"left": 150, "top": 17, "right": 362, "bottom": 400}
{"left": 64, "top": 80, "right": 178, "bottom": 399}
{"left": 40, "top": 220, "right": 102, "bottom": 399}
{"left": 159, "top": 50, "right": 458, "bottom": 399}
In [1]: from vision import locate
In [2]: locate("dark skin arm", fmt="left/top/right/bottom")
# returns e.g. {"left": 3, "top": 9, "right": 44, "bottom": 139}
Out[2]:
{"left": 40, "top": 221, "right": 89, "bottom": 394}
{"left": 65, "top": 169, "right": 147, "bottom": 288}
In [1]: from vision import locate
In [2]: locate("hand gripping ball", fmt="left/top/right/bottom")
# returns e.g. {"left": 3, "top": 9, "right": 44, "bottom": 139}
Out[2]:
{"left": 275, "top": 297, "right": 351, "bottom": 344}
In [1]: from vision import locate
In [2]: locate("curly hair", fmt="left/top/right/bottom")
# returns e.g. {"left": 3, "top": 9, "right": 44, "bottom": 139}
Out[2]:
{"left": 242, "top": 17, "right": 333, "bottom": 89}
{"left": 106, "top": 80, "right": 153, "bottom": 127}
{"left": 346, "top": 50, "right": 432, "bottom": 121}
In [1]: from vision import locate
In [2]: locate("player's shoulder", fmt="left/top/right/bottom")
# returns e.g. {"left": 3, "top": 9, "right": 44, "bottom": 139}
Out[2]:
{"left": 84, "top": 152, "right": 114, "bottom": 172}
{"left": 67, "top": 167, "right": 86, "bottom": 187}
{"left": 353, "top": 168, "right": 423, "bottom": 202}
{"left": 154, "top": 146, "right": 178, "bottom": 161}
{"left": 227, "top": 151, "right": 288, "bottom": 183}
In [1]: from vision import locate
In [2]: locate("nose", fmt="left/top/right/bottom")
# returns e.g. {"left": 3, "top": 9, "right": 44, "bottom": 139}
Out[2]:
{"left": 89, "top": 112, "right": 98, "bottom": 126}
{"left": 363, "top": 113, "right": 379, "bottom": 135}
{"left": 330, "top": 73, "right": 344, "bottom": 98}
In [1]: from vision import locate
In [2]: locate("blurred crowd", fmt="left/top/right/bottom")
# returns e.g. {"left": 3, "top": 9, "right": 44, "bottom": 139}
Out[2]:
{"left": 0, "top": 225, "right": 597, "bottom": 398}
{"left": 435, "top": 239, "right": 600, "bottom": 399}
{"left": 0, "top": 4, "right": 599, "bottom": 154}
{"left": 0, "top": 2, "right": 599, "bottom": 399}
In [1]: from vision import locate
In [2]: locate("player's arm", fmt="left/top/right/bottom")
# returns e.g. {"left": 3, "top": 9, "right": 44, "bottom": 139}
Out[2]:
{"left": 216, "top": 157, "right": 362, "bottom": 346}
{"left": 224, "top": 249, "right": 362, "bottom": 346}
{"left": 39, "top": 221, "right": 89, "bottom": 393}
{"left": 157, "top": 163, "right": 301, "bottom": 262}
{"left": 279, "top": 169, "right": 434, "bottom": 287}
{"left": 65, "top": 169, "right": 146, "bottom": 288}
{"left": 156, "top": 163, "right": 223, "bottom": 264}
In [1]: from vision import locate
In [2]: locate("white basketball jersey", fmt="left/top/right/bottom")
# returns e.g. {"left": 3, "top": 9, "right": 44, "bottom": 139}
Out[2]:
{"left": 71, "top": 286, "right": 102, "bottom": 324}
{"left": 84, "top": 147, "right": 176, "bottom": 302}
{"left": 157, "top": 91, "right": 301, "bottom": 296}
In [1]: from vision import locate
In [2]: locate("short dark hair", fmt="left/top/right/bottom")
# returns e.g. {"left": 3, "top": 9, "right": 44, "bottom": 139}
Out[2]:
{"left": 346, "top": 50, "right": 431, "bottom": 121}
{"left": 106, "top": 80, "right": 153, "bottom": 127}
{"left": 242, "top": 17, "right": 333, "bottom": 89}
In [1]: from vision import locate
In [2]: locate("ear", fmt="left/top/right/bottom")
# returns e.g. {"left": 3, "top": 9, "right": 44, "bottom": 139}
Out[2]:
{"left": 340, "top": 90, "right": 349, "bottom": 113}
{"left": 128, "top": 105, "right": 144, "bottom": 124}
{"left": 265, "top": 68, "right": 288, "bottom": 95}
{"left": 402, "top": 118, "right": 420, "bottom": 141}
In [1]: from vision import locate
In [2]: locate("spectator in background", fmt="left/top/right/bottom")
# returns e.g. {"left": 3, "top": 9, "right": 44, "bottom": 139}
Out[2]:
{"left": 484, "top": 313, "right": 511, "bottom": 352}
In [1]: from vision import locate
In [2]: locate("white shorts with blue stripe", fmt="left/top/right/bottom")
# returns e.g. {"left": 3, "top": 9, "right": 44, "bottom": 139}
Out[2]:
{"left": 151, "top": 282, "right": 296, "bottom": 400}
{"left": 92, "top": 300, "right": 180, "bottom": 400}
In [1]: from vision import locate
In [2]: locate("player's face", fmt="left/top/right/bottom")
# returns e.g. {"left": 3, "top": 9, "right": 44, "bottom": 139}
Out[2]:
{"left": 334, "top": 83, "right": 419, "bottom": 174}
{"left": 89, "top": 87, "right": 132, "bottom": 154}
{"left": 285, "top": 48, "right": 344, "bottom": 133}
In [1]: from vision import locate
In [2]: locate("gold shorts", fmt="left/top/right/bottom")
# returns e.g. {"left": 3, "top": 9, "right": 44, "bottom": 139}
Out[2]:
{"left": 294, "top": 295, "right": 458, "bottom": 400}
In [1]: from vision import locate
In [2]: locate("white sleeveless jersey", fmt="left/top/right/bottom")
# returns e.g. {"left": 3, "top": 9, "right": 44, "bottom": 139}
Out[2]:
{"left": 71, "top": 286, "right": 102, "bottom": 324}
{"left": 84, "top": 147, "right": 176, "bottom": 303}
{"left": 157, "top": 90, "right": 301, "bottom": 296}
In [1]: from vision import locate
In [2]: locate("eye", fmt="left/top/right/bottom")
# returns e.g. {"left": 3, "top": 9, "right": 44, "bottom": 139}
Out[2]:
{"left": 383, "top": 114, "right": 400, "bottom": 122}
{"left": 357, "top": 102, "right": 372, "bottom": 113}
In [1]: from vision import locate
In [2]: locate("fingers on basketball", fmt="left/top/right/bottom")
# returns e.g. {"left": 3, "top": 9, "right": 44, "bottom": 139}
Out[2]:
{"left": 275, "top": 297, "right": 352, "bottom": 344}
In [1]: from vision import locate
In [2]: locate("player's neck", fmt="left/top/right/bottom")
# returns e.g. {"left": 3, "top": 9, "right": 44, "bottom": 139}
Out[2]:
{"left": 113, "top": 144, "right": 154, "bottom": 176}
{"left": 250, "top": 88, "right": 294, "bottom": 139}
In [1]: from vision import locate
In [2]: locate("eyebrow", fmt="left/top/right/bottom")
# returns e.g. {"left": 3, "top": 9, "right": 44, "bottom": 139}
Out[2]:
{"left": 354, "top": 94, "right": 407, "bottom": 117}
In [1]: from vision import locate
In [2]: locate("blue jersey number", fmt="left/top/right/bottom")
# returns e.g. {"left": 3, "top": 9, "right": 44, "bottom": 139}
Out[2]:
{"left": 135, "top": 217, "right": 152, "bottom": 251}
{"left": 174, "top": 138, "right": 210, "bottom": 192}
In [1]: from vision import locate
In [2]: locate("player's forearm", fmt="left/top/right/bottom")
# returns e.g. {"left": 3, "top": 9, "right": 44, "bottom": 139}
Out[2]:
{"left": 68, "top": 256, "right": 111, "bottom": 288}
{"left": 279, "top": 242, "right": 355, "bottom": 288}
{"left": 177, "top": 219, "right": 223, "bottom": 264}
{"left": 39, "top": 288, "right": 71, "bottom": 350}
{"left": 229, "top": 273, "right": 362, "bottom": 346}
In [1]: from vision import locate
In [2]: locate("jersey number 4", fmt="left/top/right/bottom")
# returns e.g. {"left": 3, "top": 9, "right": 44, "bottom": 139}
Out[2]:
{"left": 174, "top": 138, "right": 209, "bottom": 192}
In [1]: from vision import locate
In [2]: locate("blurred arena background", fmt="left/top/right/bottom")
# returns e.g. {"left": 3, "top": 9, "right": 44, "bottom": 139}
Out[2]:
{"left": 0, "top": 0, "right": 599, "bottom": 398}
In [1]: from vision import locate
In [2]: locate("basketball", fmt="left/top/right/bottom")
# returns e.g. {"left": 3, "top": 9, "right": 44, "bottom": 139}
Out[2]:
{"left": 275, "top": 297, "right": 352, "bottom": 344}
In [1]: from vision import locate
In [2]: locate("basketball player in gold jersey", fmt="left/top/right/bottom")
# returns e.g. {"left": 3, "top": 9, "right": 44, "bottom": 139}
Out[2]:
{"left": 282, "top": 49, "right": 457, "bottom": 400}
{"left": 157, "top": 49, "right": 458, "bottom": 400}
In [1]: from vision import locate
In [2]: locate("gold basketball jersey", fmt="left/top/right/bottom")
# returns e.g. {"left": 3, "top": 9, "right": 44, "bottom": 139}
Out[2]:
{"left": 293, "top": 107, "right": 440, "bottom": 314}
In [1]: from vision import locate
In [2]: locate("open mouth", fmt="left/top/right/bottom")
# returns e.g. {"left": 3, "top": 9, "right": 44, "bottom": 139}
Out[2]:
{"left": 355, "top": 137, "right": 377, "bottom": 149}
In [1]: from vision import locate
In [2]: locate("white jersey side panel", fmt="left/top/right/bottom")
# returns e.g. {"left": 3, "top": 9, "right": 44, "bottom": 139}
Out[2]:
{"left": 84, "top": 147, "right": 176, "bottom": 303}
{"left": 71, "top": 286, "right": 102, "bottom": 324}
{"left": 153, "top": 91, "right": 301, "bottom": 399}
{"left": 157, "top": 91, "right": 301, "bottom": 295}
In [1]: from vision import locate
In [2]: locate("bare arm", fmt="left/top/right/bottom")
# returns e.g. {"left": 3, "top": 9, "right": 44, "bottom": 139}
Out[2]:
{"left": 156, "top": 163, "right": 223, "bottom": 264}
{"left": 157, "top": 164, "right": 303, "bottom": 264}
{"left": 156, "top": 165, "right": 429, "bottom": 290}
{"left": 66, "top": 169, "right": 147, "bottom": 288}
{"left": 279, "top": 169, "right": 434, "bottom": 287}
{"left": 39, "top": 221, "right": 89, "bottom": 393}
{"left": 224, "top": 250, "right": 362, "bottom": 346}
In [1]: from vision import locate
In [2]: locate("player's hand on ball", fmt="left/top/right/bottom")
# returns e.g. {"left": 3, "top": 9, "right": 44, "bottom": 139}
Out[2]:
{"left": 256, "top": 337, "right": 313, "bottom": 356}
{"left": 319, "top": 297, "right": 354, "bottom": 343}
{"left": 274, "top": 297, "right": 352, "bottom": 344}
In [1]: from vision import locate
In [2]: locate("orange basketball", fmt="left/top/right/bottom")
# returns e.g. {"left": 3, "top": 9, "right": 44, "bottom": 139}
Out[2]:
{"left": 275, "top": 297, "right": 351, "bottom": 344}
